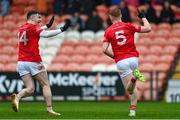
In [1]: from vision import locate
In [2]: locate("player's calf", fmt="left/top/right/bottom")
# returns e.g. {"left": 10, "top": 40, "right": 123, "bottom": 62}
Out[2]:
{"left": 127, "top": 77, "right": 136, "bottom": 95}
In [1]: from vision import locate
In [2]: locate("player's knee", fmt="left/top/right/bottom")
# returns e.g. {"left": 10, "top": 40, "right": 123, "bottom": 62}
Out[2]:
{"left": 27, "top": 87, "right": 35, "bottom": 95}
{"left": 129, "top": 89, "right": 138, "bottom": 96}
{"left": 126, "top": 87, "right": 137, "bottom": 95}
{"left": 41, "top": 81, "right": 49, "bottom": 87}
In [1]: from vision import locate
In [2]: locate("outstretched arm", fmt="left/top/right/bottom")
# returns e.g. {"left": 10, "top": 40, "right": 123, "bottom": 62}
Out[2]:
{"left": 41, "top": 26, "right": 48, "bottom": 30}
{"left": 137, "top": 9, "right": 151, "bottom": 33}
{"left": 40, "top": 29, "right": 62, "bottom": 38}
{"left": 140, "top": 18, "right": 151, "bottom": 33}
{"left": 40, "top": 19, "right": 71, "bottom": 38}
{"left": 41, "top": 16, "right": 55, "bottom": 30}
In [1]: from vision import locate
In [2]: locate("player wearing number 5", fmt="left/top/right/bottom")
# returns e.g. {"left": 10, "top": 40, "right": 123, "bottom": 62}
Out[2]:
{"left": 11, "top": 10, "right": 70, "bottom": 115}
{"left": 102, "top": 7, "right": 151, "bottom": 117}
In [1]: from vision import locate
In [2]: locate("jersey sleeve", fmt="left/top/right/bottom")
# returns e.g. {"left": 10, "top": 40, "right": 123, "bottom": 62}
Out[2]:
{"left": 103, "top": 30, "right": 110, "bottom": 43}
{"left": 127, "top": 23, "right": 141, "bottom": 32}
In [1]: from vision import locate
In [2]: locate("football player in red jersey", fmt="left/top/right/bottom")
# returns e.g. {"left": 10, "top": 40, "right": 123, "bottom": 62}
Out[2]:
{"left": 11, "top": 10, "right": 70, "bottom": 115}
{"left": 102, "top": 7, "right": 151, "bottom": 116}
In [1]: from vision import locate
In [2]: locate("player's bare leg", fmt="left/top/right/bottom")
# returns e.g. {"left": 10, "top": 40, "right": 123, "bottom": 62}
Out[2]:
{"left": 127, "top": 76, "right": 137, "bottom": 95}
{"left": 129, "top": 87, "right": 138, "bottom": 117}
{"left": 11, "top": 73, "right": 35, "bottom": 112}
{"left": 121, "top": 73, "right": 138, "bottom": 117}
{"left": 33, "top": 71, "right": 60, "bottom": 116}
{"left": 127, "top": 69, "right": 145, "bottom": 94}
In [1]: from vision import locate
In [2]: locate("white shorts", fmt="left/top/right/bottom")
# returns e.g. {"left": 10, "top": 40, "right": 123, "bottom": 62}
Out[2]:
{"left": 16, "top": 61, "right": 46, "bottom": 77}
{"left": 116, "top": 57, "right": 138, "bottom": 78}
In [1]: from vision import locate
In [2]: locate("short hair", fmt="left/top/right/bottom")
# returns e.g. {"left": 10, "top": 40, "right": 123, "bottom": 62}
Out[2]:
{"left": 27, "top": 10, "right": 39, "bottom": 19}
{"left": 109, "top": 7, "right": 122, "bottom": 18}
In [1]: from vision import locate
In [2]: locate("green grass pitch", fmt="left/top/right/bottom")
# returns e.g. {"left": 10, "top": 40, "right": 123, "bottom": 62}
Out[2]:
{"left": 1, "top": 101, "right": 180, "bottom": 119}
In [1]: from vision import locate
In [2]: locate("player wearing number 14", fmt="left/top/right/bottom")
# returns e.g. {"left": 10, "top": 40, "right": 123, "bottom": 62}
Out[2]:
{"left": 11, "top": 10, "right": 70, "bottom": 115}
{"left": 102, "top": 7, "right": 151, "bottom": 117}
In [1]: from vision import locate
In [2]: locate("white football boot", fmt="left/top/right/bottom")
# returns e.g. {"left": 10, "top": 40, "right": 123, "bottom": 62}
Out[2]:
{"left": 128, "top": 110, "right": 136, "bottom": 117}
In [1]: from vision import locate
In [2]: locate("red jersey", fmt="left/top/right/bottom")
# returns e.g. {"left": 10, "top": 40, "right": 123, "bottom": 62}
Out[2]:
{"left": 103, "top": 22, "right": 141, "bottom": 63}
{"left": 18, "top": 23, "right": 43, "bottom": 62}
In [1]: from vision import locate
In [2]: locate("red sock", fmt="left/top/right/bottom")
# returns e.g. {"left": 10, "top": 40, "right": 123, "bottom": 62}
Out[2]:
{"left": 130, "top": 105, "right": 136, "bottom": 111}
{"left": 131, "top": 77, "right": 136, "bottom": 84}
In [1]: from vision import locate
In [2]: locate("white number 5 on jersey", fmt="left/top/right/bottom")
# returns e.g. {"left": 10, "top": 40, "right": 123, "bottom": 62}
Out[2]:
{"left": 18, "top": 31, "right": 28, "bottom": 46}
{"left": 115, "top": 30, "right": 127, "bottom": 45}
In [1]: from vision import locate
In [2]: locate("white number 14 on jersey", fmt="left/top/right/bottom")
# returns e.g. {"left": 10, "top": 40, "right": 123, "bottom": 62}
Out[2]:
{"left": 18, "top": 31, "right": 28, "bottom": 46}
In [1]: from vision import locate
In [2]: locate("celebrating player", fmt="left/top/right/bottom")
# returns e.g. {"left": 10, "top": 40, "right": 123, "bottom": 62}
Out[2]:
{"left": 11, "top": 10, "right": 70, "bottom": 115}
{"left": 102, "top": 7, "right": 151, "bottom": 116}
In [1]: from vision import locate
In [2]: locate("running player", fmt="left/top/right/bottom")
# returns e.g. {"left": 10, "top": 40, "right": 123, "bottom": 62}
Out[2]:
{"left": 11, "top": 10, "right": 70, "bottom": 115}
{"left": 102, "top": 7, "right": 151, "bottom": 117}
